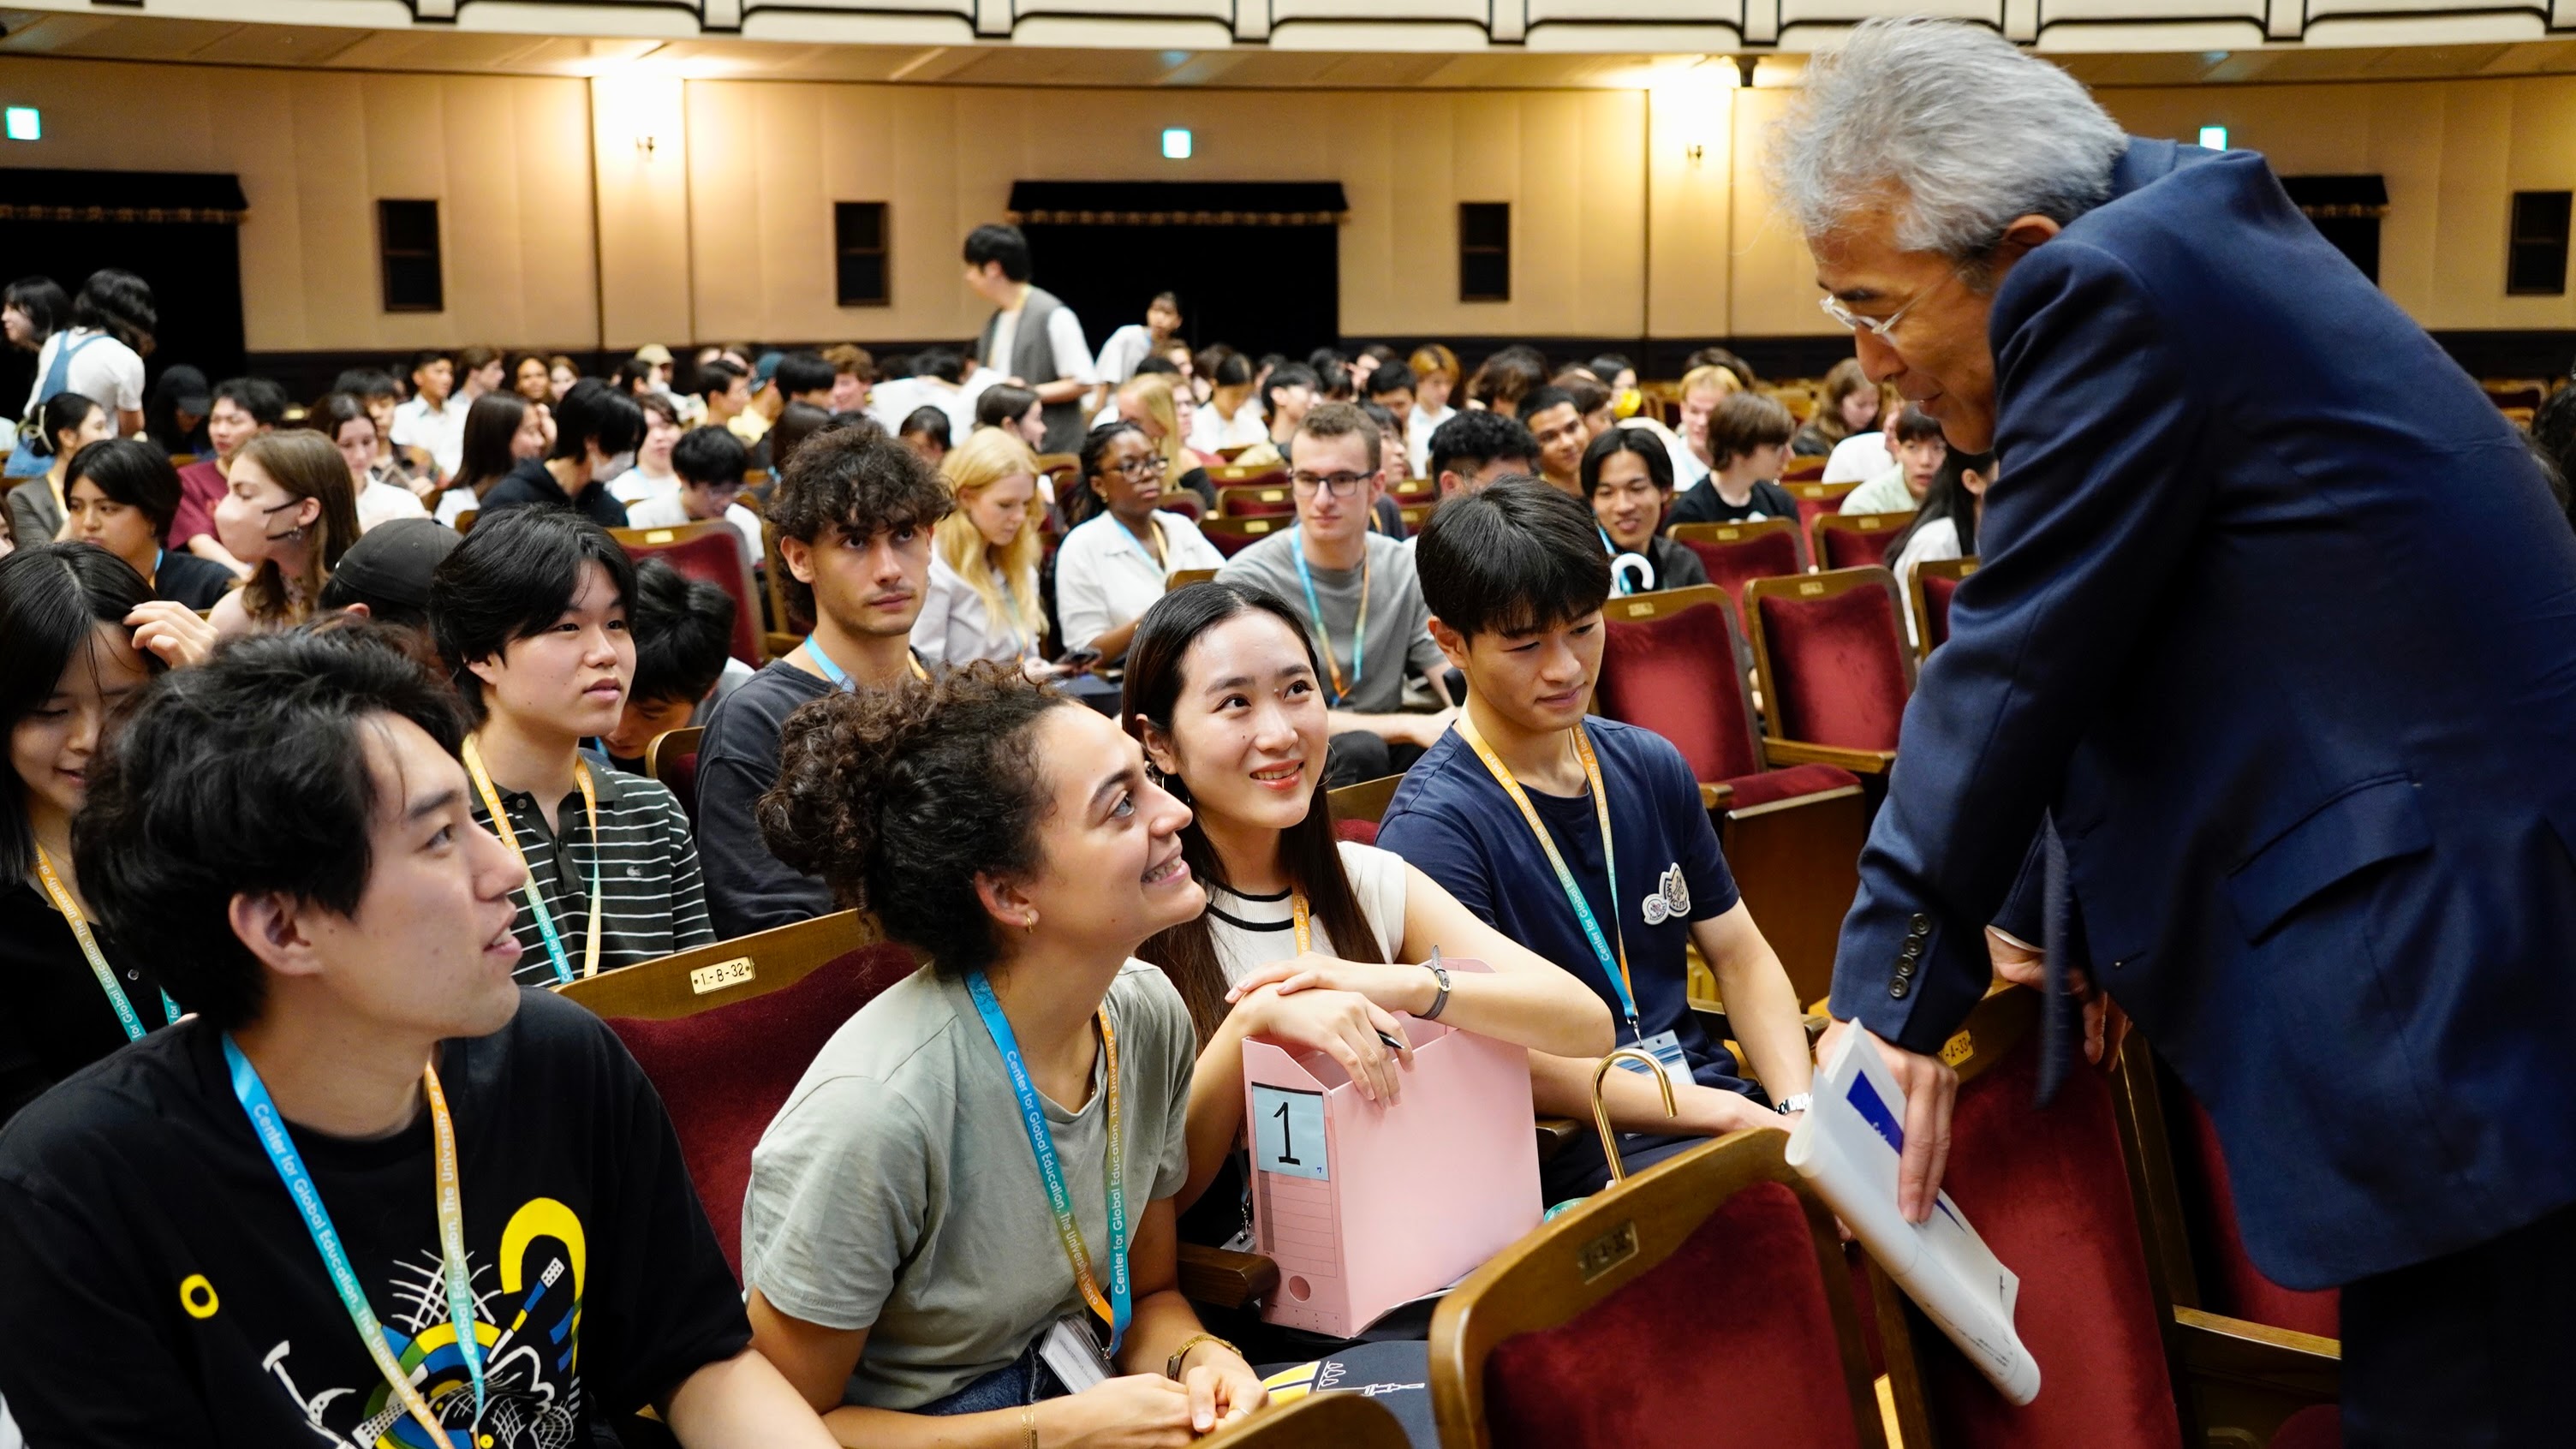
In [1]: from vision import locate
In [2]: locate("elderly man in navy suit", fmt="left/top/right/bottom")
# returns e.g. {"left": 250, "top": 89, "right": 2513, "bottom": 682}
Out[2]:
{"left": 1777, "top": 19, "right": 2576, "bottom": 1441}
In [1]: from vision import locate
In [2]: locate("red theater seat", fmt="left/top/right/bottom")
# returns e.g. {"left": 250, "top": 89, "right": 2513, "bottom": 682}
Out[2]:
{"left": 1812, "top": 510, "right": 1915, "bottom": 570}
{"left": 555, "top": 914, "right": 911, "bottom": 1277}
{"left": 1667, "top": 518, "right": 1806, "bottom": 600}
{"left": 644, "top": 725, "right": 703, "bottom": 832}
{"left": 1595, "top": 586, "right": 1869, "bottom": 1004}
{"left": 1432, "top": 1132, "right": 1895, "bottom": 1449}
{"left": 1909, "top": 557, "right": 1977, "bottom": 657}
{"left": 613, "top": 521, "right": 762, "bottom": 668}
{"left": 1884, "top": 987, "right": 2185, "bottom": 1449}
{"left": 1745, "top": 567, "right": 1915, "bottom": 776}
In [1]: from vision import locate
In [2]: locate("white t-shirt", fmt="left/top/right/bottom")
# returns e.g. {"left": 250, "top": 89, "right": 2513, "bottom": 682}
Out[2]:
{"left": 1822, "top": 431, "right": 1893, "bottom": 485}
{"left": 355, "top": 477, "right": 431, "bottom": 534}
{"left": 1203, "top": 841, "right": 1409, "bottom": 987}
{"left": 624, "top": 491, "right": 764, "bottom": 566}
{"left": 25, "top": 329, "right": 146, "bottom": 423}
{"left": 1094, "top": 325, "right": 1156, "bottom": 387}
{"left": 611, "top": 463, "right": 679, "bottom": 507}
{"left": 1189, "top": 400, "right": 1269, "bottom": 456}
{"left": 1889, "top": 516, "right": 1963, "bottom": 647}
{"left": 391, "top": 394, "right": 472, "bottom": 480}
{"left": 1051, "top": 510, "right": 1226, "bottom": 653}
{"left": 1407, "top": 403, "right": 1456, "bottom": 479}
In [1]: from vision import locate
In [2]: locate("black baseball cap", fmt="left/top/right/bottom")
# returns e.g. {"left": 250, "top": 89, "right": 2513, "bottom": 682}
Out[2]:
{"left": 319, "top": 518, "right": 461, "bottom": 617}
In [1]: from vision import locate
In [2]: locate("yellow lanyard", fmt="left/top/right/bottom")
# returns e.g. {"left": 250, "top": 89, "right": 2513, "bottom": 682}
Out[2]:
{"left": 1455, "top": 712, "right": 1641, "bottom": 1037}
{"left": 462, "top": 736, "right": 603, "bottom": 981}
{"left": 34, "top": 846, "right": 173, "bottom": 1040}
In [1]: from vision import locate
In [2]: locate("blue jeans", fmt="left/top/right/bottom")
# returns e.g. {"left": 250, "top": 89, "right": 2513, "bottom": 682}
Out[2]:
{"left": 917, "top": 1342, "right": 1070, "bottom": 1416}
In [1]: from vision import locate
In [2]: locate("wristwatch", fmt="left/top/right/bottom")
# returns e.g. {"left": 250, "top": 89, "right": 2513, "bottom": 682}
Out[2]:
{"left": 1166, "top": 1332, "right": 1238, "bottom": 1380}
{"left": 1421, "top": 957, "right": 1452, "bottom": 1020}
{"left": 1774, "top": 1093, "right": 1813, "bottom": 1116}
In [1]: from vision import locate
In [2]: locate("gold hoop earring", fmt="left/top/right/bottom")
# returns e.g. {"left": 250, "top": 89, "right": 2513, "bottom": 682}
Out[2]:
{"left": 1023, "top": 915, "right": 1037, "bottom": 935}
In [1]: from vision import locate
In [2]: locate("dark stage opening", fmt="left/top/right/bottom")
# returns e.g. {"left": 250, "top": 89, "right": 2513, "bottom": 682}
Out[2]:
{"left": 1008, "top": 182, "right": 1345, "bottom": 364}
{"left": 1, "top": 169, "right": 249, "bottom": 426}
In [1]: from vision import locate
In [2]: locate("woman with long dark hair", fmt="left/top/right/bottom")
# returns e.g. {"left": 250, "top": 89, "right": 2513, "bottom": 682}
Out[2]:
{"left": 433, "top": 390, "right": 546, "bottom": 527}
{"left": 1122, "top": 581, "right": 1611, "bottom": 1237}
{"left": 0, "top": 542, "right": 213, "bottom": 1123}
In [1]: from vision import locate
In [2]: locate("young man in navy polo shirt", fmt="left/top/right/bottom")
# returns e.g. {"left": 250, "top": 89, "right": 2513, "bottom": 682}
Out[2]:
{"left": 1376, "top": 480, "right": 1815, "bottom": 1200}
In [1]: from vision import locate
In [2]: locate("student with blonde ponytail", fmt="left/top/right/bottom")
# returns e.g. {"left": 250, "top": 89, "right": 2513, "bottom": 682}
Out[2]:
{"left": 913, "top": 426, "right": 1049, "bottom": 671}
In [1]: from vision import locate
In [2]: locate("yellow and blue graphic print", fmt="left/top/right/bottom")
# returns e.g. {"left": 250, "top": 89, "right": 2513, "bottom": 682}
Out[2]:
{"left": 253, "top": 1197, "right": 586, "bottom": 1449}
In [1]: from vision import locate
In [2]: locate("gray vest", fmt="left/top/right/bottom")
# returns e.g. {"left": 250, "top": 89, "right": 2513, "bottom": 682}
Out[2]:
{"left": 979, "top": 284, "right": 1086, "bottom": 456}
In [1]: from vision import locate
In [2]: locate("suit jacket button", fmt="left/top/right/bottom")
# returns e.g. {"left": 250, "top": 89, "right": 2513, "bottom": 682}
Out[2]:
{"left": 1895, "top": 958, "right": 1917, "bottom": 977}
{"left": 1889, "top": 979, "right": 1911, "bottom": 999}
{"left": 1909, "top": 913, "right": 1932, "bottom": 935}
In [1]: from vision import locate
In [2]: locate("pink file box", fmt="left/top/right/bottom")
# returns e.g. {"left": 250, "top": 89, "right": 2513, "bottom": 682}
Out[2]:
{"left": 1240, "top": 961, "right": 1541, "bottom": 1338}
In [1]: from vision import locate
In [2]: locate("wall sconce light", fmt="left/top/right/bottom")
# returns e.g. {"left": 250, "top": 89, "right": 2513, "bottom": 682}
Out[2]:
{"left": 1685, "top": 142, "right": 1705, "bottom": 164}
{"left": 635, "top": 134, "right": 659, "bottom": 159}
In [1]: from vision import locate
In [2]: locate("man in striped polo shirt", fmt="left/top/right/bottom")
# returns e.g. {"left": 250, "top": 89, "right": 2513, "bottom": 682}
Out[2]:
{"left": 429, "top": 507, "right": 717, "bottom": 983}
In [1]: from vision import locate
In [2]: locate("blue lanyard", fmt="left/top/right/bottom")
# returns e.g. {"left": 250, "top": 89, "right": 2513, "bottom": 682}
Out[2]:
{"left": 965, "top": 972, "right": 1130, "bottom": 1354}
{"left": 224, "top": 1036, "right": 486, "bottom": 1443}
{"left": 802, "top": 635, "right": 928, "bottom": 690}
{"left": 1289, "top": 529, "right": 1369, "bottom": 707}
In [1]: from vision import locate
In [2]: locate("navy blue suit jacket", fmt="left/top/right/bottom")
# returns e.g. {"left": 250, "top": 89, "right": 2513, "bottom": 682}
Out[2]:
{"left": 1828, "top": 140, "right": 2576, "bottom": 1290}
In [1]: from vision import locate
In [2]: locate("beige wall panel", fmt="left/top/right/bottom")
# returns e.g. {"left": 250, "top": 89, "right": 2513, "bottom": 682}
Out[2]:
{"left": 0, "top": 57, "right": 598, "bottom": 352}
{"left": 1646, "top": 83, "right": 1732, "bottom": 338}
{"left": 1724, "top": 85, "right": 1839, "bottom": 338}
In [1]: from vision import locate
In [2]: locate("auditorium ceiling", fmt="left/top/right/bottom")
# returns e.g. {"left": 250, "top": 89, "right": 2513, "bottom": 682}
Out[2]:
{"left": 2, "top": 6, "right": 2573, "bottom": 86}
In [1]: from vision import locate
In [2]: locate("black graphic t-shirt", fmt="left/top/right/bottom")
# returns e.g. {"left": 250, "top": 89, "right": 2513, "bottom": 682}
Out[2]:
{"left": 0, "top": 988, "right": 748, "bottom": 1447}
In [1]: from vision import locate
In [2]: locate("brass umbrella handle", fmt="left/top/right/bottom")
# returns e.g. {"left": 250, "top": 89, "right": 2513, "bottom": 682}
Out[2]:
{"left": 1591, "top": 1048, "right": 1679, "bottom": 1186}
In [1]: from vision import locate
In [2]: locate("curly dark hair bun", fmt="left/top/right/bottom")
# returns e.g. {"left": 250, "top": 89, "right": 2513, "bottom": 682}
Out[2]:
{"left": 758, "top": 662, "right": 1064, "bottom": 977}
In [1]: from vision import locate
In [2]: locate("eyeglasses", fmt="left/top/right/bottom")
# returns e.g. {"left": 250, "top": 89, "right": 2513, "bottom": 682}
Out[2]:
{"left": 1290, "top": 471, "right": 1373, "bottom": 498}
{"left": 1817, "top": 261, "right": 1969, "bottom": 340}
{"left": 1112, "top": 456, "right": 1170, "bottom": 480}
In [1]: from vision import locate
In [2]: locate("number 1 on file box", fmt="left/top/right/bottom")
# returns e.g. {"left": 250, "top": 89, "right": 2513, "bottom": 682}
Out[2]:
{"left": 1253, "top": 1085, "right": 1329, "bottom": 1181}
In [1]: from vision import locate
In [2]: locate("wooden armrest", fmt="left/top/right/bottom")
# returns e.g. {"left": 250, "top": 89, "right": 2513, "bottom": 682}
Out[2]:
{"left": 1177, "top": 1243, "right": 1279, "bottom": 1310}
{"left": 1697, "top": 780, "right": 1737, "bottom": 810}
{"left": 2172, "top": 1305, "right": 2340, "bottom": 1400}
{"left": 1760, "top": 738, "right": 1898, "bottom": 774}
{"left": 1535, "top": 1116, "right": 1583, "bottom": 1162}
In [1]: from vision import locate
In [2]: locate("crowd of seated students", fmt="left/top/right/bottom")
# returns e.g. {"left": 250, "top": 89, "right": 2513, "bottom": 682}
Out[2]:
{"left": 6, "top": 228, "right": 2567, "bottom": 1442}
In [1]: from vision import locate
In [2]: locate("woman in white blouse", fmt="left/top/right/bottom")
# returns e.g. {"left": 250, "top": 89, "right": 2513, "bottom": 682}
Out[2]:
{"left": 1886, "top": 448, "right": 1992, "bottom": 646}
{"left": 911, "top": 426, "right": 1047, "bottom": 670}
{"left": 1121, "top": 581, "right": 1612, "bottom": 1241}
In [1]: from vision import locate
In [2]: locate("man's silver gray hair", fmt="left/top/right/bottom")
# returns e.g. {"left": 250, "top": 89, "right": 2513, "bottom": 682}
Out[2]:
{"left": 1768, "top": 17, "right": 2129, "bottom": 259}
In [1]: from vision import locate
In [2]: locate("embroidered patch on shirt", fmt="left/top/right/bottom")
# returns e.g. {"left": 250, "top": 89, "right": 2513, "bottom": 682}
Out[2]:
{"left": 1641, "top": 862, "right": 1690, "bottom": 925}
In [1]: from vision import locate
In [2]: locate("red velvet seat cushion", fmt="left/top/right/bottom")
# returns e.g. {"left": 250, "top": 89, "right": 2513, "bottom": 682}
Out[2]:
{"left": 1717, "top": 762, "right": 1863, "bottom": 811}
{"left": 2172, "top": 1094, "right": 2340, "bottom": 1339}
{"left": 1819, "top": 525, "right": 1903, "bottom": 569}
{"left": 623, "top": 528, "right": 760, "bottom": 667}
{"left": 1598, "top": 599, "right": 1762, "bottom": 783}
{"left": 1922, "top": 1039, "right": 2182, "bottom": 1449}
{"left": 1756, "top": 587, "right": 1910, "bottom": 751}
{"left": 2269, "top": 1404, "right": 2343, "bottom": 1449}
{"left": 1679, "top": 528, "right": 1803, "bottom": 600}
{"left": 607, "top": 940, "right": 919, "bottom": 1277}
{"left": 1921, "top": 573, "right": 1961, "bottom": 652}
{"left": 663, "top": 749, "right": 701, "bottom": 832}
{"left": 1205, "top": 528, "right": 1263, "bottom": 558}
{"left": 1333, "top": 816, "right": 1379, "bottom": 846}
{"left": 1485, "top": 1180, "right": 1863, "bottom": 1449}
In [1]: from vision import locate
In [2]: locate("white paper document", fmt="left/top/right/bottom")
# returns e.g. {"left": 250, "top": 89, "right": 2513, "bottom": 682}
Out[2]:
{"left": 1784, "top": 1027, "right": 2041, "bottom": 1404}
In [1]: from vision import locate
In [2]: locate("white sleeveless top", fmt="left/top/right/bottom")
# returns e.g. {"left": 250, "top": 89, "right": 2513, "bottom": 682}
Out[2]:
{"left": 1203, "top": 841, "right": 1409, "bottom": 987}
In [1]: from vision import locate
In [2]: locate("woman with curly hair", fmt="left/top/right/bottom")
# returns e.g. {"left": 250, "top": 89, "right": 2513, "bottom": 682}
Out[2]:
{"left": 742, "top": 665, "right": 1269, "bottom": 1443}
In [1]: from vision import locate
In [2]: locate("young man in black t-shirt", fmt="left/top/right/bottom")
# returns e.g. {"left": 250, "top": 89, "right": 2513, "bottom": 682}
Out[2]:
{"left": 0, "top": 623, "right": 835, "bottom": 1448}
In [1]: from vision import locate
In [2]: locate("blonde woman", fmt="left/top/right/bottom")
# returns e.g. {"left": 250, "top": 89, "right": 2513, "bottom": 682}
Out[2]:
{"left": 207, "top": 430, "right": 359, "bottom": 636}
{"left": 1673, "top": 362, "right": 1744, "bottom": 484}
{"left": 911, "top": 426, "right": 1048, "bottom": 671}
{"left": 1115, "top": 373, "right": 1216, "bottom": 508}
{"left": 1406, "top": 343, "right": 1461, "bottom": 477}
